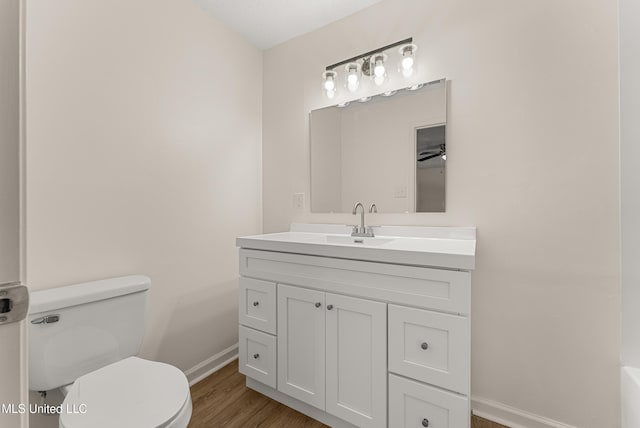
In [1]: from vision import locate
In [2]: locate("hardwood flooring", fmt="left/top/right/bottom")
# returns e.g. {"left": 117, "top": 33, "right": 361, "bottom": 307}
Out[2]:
{"left": 188, "top": 360, "right": 508, "bottom": 428}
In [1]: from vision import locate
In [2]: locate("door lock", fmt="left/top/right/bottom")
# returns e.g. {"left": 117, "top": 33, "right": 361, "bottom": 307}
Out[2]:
{"left": 0, "top": 282, "right": 29, "bottom": 325}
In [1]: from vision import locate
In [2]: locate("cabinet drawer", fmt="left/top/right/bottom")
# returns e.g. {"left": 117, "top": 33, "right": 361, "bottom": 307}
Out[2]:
{"left": 389, "top": 305, "right": 469, "bottom": 393}
{"left": 239, "top": 326, "right": 277, "bottom": 389}
{"left": 239, "top": 277, "right": 276, "bottom": 334}
{"left": 389, "top": 374, "right": 469, "bottom": 428}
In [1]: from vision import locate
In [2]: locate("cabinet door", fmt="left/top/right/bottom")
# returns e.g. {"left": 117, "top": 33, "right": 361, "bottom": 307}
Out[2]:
{"left": 326, "top": 293, "right": 387, "bottom": 428}
{"left": 277, "top": 284, "right": 326, "bottom": 409}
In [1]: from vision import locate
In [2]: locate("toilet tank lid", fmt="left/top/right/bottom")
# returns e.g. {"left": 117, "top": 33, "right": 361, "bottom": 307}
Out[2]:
{"left": 29, "top": 275, "right": 151, "bottom": 314}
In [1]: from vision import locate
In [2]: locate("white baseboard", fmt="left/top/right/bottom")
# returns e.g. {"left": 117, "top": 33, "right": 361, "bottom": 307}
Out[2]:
{"left": 472, "top": 396, "right": 577, "bottom": 428}
{"left": 185, "top": 343, "right": 238, "bottom": 386}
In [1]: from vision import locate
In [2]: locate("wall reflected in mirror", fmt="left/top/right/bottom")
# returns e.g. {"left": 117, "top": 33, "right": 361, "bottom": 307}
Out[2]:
{"left": 310, "top": 79, "right": 447, "bottom": 213}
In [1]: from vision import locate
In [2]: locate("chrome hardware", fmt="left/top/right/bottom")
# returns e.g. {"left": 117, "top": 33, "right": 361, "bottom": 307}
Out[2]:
{"left": 0, "top": 283, "right": 29, "bottom": 325}
{"left": 31, "top": 315, "right": 60, "bottom": 325}
{"left": 253, "top": 301, "right": 259, "bottom": 307}
{"left": 351, "top": 202, "right": 375, "bottom": 237}
{"left": 421, "top": 342, "right": 429, "bottom": 350}
{"left": 369, "top": 203, "right": 377, "bottom": 213}
{"left": 315, "top": 302, "right": 322, "bottom": 308}
{"left": 422, "top": 418, "right": 429, "bottom": 427}
{"left": 253, "top": 353, "right": 260, "bottom": 359}
{"left": 327, "top": 305, "right": 334, "bottom": 310}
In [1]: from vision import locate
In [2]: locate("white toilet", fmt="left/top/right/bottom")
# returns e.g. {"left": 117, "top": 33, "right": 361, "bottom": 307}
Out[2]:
{"left": 28, "top": 275, "right": 192, "bottom": 428}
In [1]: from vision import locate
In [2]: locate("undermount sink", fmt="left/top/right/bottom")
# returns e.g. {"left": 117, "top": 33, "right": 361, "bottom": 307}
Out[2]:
{"left": 313, "top": 235, "right": 394, "bottom": 246}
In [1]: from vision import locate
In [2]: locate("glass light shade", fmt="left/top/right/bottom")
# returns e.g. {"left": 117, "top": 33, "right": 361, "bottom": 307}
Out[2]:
{"left": 374, "top": 75, "right": 385, "bottom": 86}
{"left": 322, "top": 70, "right": 337, "bottom": 96}
{"left": 398, "top": 43, "right": 418, "bottom": 79}
{"left": 345, "top": 63, "right": 360, "bottom": 92}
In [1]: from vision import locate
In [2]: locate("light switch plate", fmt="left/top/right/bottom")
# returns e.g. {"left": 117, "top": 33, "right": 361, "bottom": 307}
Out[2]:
{"left": 293, "top": 193, "right": 305, "bottom": 210}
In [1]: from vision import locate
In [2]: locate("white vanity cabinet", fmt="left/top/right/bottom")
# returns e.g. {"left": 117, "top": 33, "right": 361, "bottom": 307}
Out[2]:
{"left": 277, "top": 284, "right": 387, "bottom": 427}
{"left": 237, "top": 224, "right": 475, "bottom": 428}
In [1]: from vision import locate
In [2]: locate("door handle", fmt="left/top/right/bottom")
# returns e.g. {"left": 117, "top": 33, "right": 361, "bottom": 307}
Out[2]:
{"left": 0, "top": 282, "right": 29, "bottom": 325}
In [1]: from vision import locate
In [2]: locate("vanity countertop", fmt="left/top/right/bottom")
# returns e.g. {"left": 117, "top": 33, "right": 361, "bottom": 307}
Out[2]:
{"left": 237, "top": 223, "right": 476, "bottom": 270}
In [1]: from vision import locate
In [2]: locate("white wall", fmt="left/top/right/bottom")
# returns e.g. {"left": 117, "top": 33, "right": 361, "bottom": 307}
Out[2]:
{"left": 25, "top": 1, "right": 261, "bottom": 425}
{"left": 621, "top": 0, "right": 640, "bottom": 369}
{"left": 263, "top": 1, "right": 620, "bottom": 427}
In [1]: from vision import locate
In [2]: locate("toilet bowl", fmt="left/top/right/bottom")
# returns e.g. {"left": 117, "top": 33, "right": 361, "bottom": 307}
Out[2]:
{"left": 59, "top": 357, "right": 192, "bottom": 428}
{"left": 28, "top": 276, "right": 192, "bottom": 428}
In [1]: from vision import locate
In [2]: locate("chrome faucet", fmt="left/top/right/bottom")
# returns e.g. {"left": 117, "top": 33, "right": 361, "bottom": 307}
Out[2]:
{"left": 351, "top": 202, "right": 375, "bottom": 237}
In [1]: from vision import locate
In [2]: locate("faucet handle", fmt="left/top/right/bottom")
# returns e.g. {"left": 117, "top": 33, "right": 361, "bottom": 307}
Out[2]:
{"left": 369, "top": 203, "right": 378, "bottom": 213}
{"left": 365, "top": 225, "right": 380, "bottom": 237}
{"left": 346, "top": 224, "right": 361, "bottom": 234}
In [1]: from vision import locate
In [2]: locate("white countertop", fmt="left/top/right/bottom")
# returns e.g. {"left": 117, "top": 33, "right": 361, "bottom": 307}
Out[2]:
{"left": 237, "top": 223, "right": 476, "bottom": 270}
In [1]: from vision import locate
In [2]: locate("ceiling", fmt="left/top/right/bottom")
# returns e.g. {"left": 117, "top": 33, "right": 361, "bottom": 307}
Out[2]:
{"left": 194, "top": 0, "right": 384, "bottom": 50}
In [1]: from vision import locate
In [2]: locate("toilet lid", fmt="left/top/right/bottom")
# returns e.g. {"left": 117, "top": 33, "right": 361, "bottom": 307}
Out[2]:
{"left": 60, "top": 357, "right": 190, "bottom": 428}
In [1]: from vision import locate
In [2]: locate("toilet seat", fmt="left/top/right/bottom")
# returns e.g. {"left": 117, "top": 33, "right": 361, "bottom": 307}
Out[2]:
{"left": 60, "top": 357, "right": 192, "bottom": 428}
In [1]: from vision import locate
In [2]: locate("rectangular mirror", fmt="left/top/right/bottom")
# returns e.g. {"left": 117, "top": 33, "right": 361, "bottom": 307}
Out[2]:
{"left": 310, "top": 79, "right": 447, "bottom": 213}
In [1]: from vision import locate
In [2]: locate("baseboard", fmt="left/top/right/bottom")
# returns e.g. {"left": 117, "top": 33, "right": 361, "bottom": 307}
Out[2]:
{"left": 185, "top": 343, "right": 238, "bottom": 386}
{"left": 472, "top": 396, "right": 577, "bottom": 428}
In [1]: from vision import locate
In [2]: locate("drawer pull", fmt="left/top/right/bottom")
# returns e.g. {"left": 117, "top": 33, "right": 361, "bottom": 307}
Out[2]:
{"left": 315, "top": 302, "right": 322, "bottom": 308}
{"left": 421, "top": 342, "right": 429, "bottom": 350}
{"left": 327, "top": 304, "right": 334, "bottom": 310}
{"left": 253, "top": 301, "right": 259, "bottom": 307}
{"left": 253, "top": 353, "right": 260, "bottom": 359}
{"left": 422, "top": 418, "right": 429, "bottom": 427}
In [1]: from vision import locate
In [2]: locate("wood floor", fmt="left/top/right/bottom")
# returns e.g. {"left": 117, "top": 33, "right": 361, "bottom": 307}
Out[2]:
{"left": 189, "top": 360, "right": 508, "bottom": 428}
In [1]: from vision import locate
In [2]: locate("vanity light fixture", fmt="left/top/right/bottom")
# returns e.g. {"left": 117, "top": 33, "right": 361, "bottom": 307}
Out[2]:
{"left": 337, "top": 101, "right": 350, "bottom": 107}
{"left": 358, "top": 96, "right": 371, "bottom": 103}
{"left": 408, "top": 83, "right": 424, "bottom": 91}
{"left": 322, "top": 37, "right": 416, "bottom": 97}
{"left": 382, "top": 90, "right": 397, "bottom": 97}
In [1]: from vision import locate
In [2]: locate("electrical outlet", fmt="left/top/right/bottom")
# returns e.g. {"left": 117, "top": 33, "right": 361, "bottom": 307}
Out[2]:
{"left": 293, "top": 193, "right": 305, "bottom": 210}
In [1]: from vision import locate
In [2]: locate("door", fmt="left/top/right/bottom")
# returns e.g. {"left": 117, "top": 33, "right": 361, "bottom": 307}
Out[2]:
{"left": 325, "top": 293, "right": 387, "bottom": 428}
{"left": 0, "top": 0, "right": 28, "bottom": 427}
{"left": 277, "top": 284, "right": 326, "bottom": 409}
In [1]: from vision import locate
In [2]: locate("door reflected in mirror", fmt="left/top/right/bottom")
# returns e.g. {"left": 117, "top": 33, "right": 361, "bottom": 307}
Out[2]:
{"left": 310, "top": 79, "right": 447, "bottom": 213}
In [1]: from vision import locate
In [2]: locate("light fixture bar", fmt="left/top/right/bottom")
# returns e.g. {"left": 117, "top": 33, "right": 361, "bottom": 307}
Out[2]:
{"left": 325, "top": 37, "right": 413, "bottom": 71}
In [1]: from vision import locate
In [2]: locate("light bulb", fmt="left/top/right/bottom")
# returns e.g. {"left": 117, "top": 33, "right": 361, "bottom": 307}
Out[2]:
{"left": 402, "top": 67, "right": 414, "bottom": 78}
{"left": 374, "top": 61, "right": 385, "bottom": 77}
{"left": 347, "top": 72, "right": 359, "bottom": 92}
{"left": 374, "top": 75, "right": 385, "bottom": 86}
{"left": 402, "top": 56, "right": 414, "bottom": 70}
{"left": 326, "top": 89, "right": 335, "bottom": 99}
{"left": 324, "top": 78, "right": 335, "bottom": 91}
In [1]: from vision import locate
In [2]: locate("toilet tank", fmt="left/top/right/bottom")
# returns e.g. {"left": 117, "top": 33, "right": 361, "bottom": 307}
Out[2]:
{"left": 28, "top": 275, "right": 151, "bottom": 391}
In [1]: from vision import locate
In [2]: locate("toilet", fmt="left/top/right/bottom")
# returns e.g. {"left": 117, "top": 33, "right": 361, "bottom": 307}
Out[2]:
{"left": 28, "top": 275, "right": 192, "bottom": 428}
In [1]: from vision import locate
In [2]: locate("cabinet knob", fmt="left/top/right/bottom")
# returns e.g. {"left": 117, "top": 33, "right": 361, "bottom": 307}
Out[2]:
{"left": 422, "top": 418, "right": 429, "bottom": 427}
{"left": 421, "top": 342, "right": 429, "bottom": 350}
{"left": 315, "top": 302, "right": 322, "bottom": 308}
{"left": 253, "top": 301, "right": 259, "bottom": 307}
{"left": 327, "top": 304, "right": 334, "bottom": 310}
{"left": 253, "top": 353, "right": 260, "bottom": 359}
